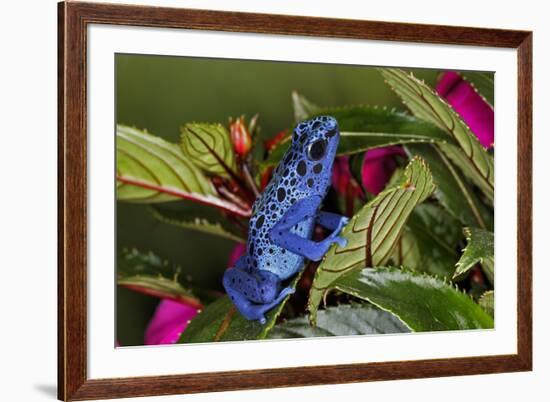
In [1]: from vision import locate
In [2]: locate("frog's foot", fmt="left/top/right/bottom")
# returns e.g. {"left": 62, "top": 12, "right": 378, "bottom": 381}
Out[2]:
{"left": 326, "top": 215, "right": 349, "bottom": 249}
{"left": 275, "top": 286, "right": 296, "bottom": 303}
{"left": 331, "top": 235, "right": 348, "bottom": 248}
{"left": 308, "top": 230, "right": 347, "bottom": 260}
{"left": 224, "top": 285, "right": 295, "bottom": 324}
{"left": 336, "top": 216, "right": 350, "bottom": 232}
{"left": 254, "top": 287, "right": 296, "bottom": 324}
{"left": 331, "top": 217, "right": 349, "bottom": 239}
{"left": 223, "top": 267, "right": 295, "bottom": 323}
{"left": 316, "top": 211, "right": 349, "bottom": 233}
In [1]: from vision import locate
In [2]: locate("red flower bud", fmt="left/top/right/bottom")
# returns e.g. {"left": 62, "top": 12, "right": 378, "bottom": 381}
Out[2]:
{"left": 230, "top": 116, "right": 252, "bottom": 157}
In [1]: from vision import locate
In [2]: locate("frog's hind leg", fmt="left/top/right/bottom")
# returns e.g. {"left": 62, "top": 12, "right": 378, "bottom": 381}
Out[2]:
{"left": 223, "top": 257, "right": 294, "bottom": 323}
{"left": 224, "top": 265, "right": 280, "bottom": 305}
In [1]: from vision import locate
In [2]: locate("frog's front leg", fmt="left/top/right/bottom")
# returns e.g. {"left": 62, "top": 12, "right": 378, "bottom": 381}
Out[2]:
{"left": 270, "top": 196, "right": 347, "bottom": 261}
{"left": 222, "top": 256, "right": 295, "bottom": 324}
{"left": 316, "top": 211, "right": 350, "bottom": 232}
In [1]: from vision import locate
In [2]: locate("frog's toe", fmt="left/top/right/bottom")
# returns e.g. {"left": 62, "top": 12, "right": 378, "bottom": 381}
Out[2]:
{"left": 259, "top": 316, "right": 267, "bottom": 325}
{"left": 279, "top": 286, "right": 296, "bottom": 298}
{"left": 336, "top": 219, "right": 349, "bottom": 234}
{"left": 333, "top": 236, "right": 347, "bottom": 248}
{"left": 272, "top": 286, "right": 294, "bottom": 305}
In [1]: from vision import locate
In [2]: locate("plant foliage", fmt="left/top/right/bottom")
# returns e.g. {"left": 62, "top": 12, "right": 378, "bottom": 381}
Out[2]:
{"left": 116, "top": 67, "right": 495, "bottom": 345}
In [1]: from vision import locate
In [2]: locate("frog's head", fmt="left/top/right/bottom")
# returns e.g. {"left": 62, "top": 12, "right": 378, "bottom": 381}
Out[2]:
{"left": 285, "top": 116, "right": 340, "bottom": 195}
{"left": 292, "top": 115, "right": 340, "bottom": 166}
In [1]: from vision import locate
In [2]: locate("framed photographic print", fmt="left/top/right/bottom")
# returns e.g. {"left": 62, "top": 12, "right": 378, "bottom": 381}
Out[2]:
{"left": 58, "top": 1, "right": 532, "bottom": 400}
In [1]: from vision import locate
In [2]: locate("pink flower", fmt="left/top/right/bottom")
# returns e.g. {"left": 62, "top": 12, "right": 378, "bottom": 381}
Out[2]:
{"left": 331, "top": 156, "right": 362, "bottom": 196}
{"left": 331, "top": 156, "right": 364, "bottom": 215}
{"left": 144, "top": 299, "right": 199, "bottom": 345}
{"left": 143, "top": 242, "right": 247, "bottom": 346}
{"left": 332, "top": 147, "right": 405, "bottom": 202}
{"left": 227, "top": 243, "right": 246, "bottom": 268}
{"left": 436, "top": 71, "right": 494, "bottom": 148}
{"left": 361, "top": 146, "right": 405, "bottom": 195}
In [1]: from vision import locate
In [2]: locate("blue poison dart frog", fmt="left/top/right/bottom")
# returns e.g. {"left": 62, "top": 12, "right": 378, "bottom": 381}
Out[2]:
{"left": 223, "top": 116, "right": 349, "bottom": 324}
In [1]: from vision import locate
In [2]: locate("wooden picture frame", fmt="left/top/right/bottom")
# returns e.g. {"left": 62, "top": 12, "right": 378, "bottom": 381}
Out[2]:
{"left": 58, "top": 1, "right": 532, "bottom": 400}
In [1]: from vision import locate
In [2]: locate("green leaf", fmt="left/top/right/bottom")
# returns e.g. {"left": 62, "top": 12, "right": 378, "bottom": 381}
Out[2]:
{"left": 117, "top": 248, "right": 203, "bottom": 307}
{"left": 334, "top": 267, "right": 494, "bottom": 331}
{"left": 406, "top": 143, "right": 492, "bottom": 230}
{"left": 292, "top": 91, "right": 321, "bottom": 123}
{"left": 268, "top": 304, "right": 409, "bottom": 339}
{"left": 178, "top": 274, "right": 301, "bottom": 343}
{"left": 380, "top": 68, "right": 494, "bottom": 201}
{"left": 117, "top": 125, "right": 251, "bottom": 217}
{"left": 151, "top": 204, "right": 246, "bottom": 244}
{"left": 116, "top": 125, "right": 216, "bottom": 202}
{"left": 180, "top": 123, "right": 237, "bottom": 178}
{"left": 438, "top": 143, "right": 494, "bottom": 202}
{"left": 332, "top": 106, "right": 450, "bottom": 155}
{"left": 481, "top": 259, "right": 495, "bottom": 286}
{"left": 460, "top": 71, "right": 494, "bottom": 107}
{"left": 384, "top": 166, "right": 406, "bottom": 189}
{"left": 308, "top": 157, "right": 435, "bottom": 323}
{"left": 263, "top": 106, "right": 450, "bottom": 168}
{"left": 391, "top": 203, "right": 462, "bottom": 279}
{"left": 478, "top": 290, "right": 494, "bottom": 318}
{"left": 453, "top": 227, "right": 494, "bottom": 283}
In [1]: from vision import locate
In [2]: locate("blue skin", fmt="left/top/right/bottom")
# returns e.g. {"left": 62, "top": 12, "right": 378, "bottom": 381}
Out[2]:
{"left": 223, "top": 116, "right": 349, "bottom": 324}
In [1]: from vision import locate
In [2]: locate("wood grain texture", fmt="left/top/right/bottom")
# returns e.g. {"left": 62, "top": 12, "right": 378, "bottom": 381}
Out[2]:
{"left": 58, "top": 1, "right": 533, "bottom": 400}
{"left": 516, "top": 33, "right": 533, "bottom": 370}
{"left": 57, "top": 3, "right": 65, "bottom": 399}
{"left": 66, "top": 1, "right": 529, "bottom": 47}
{"left": 58, "top": 1, "right": 88, "bottom": 400}
{"left": 70, "top": 354, "right": 528, "bottom": 401}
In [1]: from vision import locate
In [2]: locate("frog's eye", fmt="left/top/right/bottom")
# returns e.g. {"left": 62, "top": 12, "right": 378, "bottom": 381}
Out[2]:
{"left": 307, "top": 139, "right": 327, "bottom": 161}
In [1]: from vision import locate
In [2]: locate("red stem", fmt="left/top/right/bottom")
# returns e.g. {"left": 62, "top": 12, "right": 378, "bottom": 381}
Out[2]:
{"left": 117, "top": 175, "right": 252, "bottom": 218}
{"left": 119, "top": 284, "right": 203, "bottom": 309}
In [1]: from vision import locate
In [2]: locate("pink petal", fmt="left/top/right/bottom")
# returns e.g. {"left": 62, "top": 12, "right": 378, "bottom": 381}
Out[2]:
{"left": 361, "top": 146, "right": 405, "bottom": 195}
{"left": 144, "top": 299, "right": 199, "bottom": 345}
{"left": 227, "top": 243, "right": 246, "bottom": 268}
{"left": 361, "top": 156, "right": 396, "bottom": 195}
{"left": 436, "top": 72, "right": 494, "bottom": 148}
{"left": 331, "top": 156, "right": 352, "bottom": 194}
{"left": 436, "top": 71, "right": 461, "bottom": 98}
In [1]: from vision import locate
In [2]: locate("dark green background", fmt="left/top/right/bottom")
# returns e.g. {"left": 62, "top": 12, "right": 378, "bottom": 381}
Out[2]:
{"left": 115, "top": 54, "right": 440, "bottom": 346}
